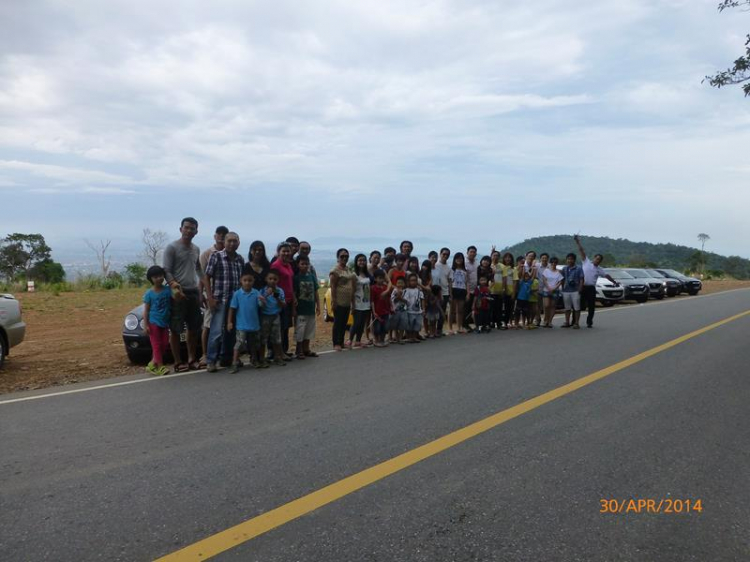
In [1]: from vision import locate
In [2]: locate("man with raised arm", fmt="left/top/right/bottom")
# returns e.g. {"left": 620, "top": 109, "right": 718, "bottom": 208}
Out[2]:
{"left": 574, "top": 234, "right": 618, "bottom": 328}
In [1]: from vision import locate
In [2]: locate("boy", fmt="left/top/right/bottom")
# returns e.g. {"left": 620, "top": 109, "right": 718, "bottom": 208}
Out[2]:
{"left": 258, "top": 270, "right": 287, "bottom": 367}
{"left": 473, "top": 275, "right": 492, "bottom": 333}
{"left": 561, "top": 252, "right": 584, "bottom": 329}
{"left": 516, "top": 271, "right": 535, "bottom": 329}
{"left": 370, "top": 269, "right": 393, "bottom": 347}
{"left": 390, "top": 276, "right": 408, "bottom": 344}
{"left": 293, "top": 256, "right": 320, "bottom": 359}
{"left": 403, "top": 273, "right": 424, "bottom": 343}
{"left": 227, "top": 267, "right": 261, "bottom": 372}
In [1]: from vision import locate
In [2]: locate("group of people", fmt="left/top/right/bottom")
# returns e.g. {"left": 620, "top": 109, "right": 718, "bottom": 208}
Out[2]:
{"left": 141, "top": 217, "right": 616, "bottom": 375}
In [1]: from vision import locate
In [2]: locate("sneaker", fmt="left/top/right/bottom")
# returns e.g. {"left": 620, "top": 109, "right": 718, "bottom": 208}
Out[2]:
{"left": 258, "top": 361, "right": 270, "bottom": 369}
{"left": 229, "top": 363, "right": 240, "bottom": 373}
{"left": 273, "top": 359, "right": 287, "bottom": 367}
{"left": 206, "top": 363, "right": 218, "bottom": 373}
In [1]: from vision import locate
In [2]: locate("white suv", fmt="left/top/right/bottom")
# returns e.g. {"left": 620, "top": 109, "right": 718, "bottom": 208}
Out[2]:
{"left": 595, "top": 276, "right": 625, "bottom": 306}
{"left": 0, "top": 293, "right": 26, "bottom": 369}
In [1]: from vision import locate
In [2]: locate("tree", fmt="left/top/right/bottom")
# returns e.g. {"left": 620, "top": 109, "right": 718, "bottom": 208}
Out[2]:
{"left": 687, "top": 250, "right": 706, "bottom": 274}
{"left": 141, "top": 228, "right": 168, "bottom": 265}
{"left": 697, "top": 233, "right": 710, "bottom": 252}
{"left": 124, "top": 263, "right": 148, "bottom": 286}
{"left": 704, "top": 1, "right": 750, "bottom": 96}
{"left": 0, "top": 233, "right": 52, "bottom": 281}
{"left": 85, "top": 239, "right": 112, "bottom": 277}
{"left": 28, "top": 259, "right": 66, "bottom": 283}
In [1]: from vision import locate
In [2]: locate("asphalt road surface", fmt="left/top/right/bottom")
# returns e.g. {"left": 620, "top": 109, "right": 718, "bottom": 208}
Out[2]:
{"left": 2, "top": 289, "right": 749, "bottom": 562}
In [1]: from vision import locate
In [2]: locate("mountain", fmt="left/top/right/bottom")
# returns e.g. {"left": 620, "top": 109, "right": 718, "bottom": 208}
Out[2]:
{"left": 500, "top": 235, "right": 750, "bottom": 279}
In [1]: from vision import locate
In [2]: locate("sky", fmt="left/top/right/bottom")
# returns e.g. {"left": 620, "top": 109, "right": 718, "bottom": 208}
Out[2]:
{"left": 2, "top": 0, "right": 749, "bottom": 260}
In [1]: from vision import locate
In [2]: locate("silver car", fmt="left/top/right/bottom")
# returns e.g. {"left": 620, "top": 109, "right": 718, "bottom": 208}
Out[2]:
{"left": 0, "top": 293, "right": 26, "bottom": 369}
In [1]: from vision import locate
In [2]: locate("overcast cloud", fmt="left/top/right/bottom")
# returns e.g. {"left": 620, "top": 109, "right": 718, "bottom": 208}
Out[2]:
{"left": 1, "top": 0, "right": 748, "bottom": 257}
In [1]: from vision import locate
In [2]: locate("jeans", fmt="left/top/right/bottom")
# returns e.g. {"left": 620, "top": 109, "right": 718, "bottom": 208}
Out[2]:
{"left": 206, "top": 301, "right": 234, "bottom": 364}
{"left": 349, "top": 309, "right": 370, "bottom": 342}
{"left": 332, "top": 305, "right": 351, "bottom": 347}
{"left": 582, "top": 285, "right": 597, "bottom": 326}
{"left": 491, "top": 293, "right": 503, "bottom": 326}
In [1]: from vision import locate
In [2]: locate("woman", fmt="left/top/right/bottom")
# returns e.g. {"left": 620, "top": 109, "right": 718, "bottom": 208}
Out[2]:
{"left": 349, "top": 254, "right": 372, "bottom": 348}
{"left": 271, "top": 242, "right": 295, "bottom": 358}
{"left": 542, "top": 256, "right": 563, "bottom": 328}
{"left": 448, "top": 252, "right": 468, "bottom": 334}
{"left": 329, "top": 248, "right": 356, "bottom": 351}
{"left": 248, "top": 241, "right": 270, "bottom": 291}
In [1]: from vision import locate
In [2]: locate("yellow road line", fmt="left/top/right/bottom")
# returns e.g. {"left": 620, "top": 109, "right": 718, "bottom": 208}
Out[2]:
{"left": 156, "top": 310, "right": 750, "bottom": 561}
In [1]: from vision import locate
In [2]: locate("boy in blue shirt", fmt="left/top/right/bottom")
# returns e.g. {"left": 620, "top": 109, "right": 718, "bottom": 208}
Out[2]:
{"left": 227, "top": 267, "right": 261, "bottom": 372}
{"left": 561, "top": 252, "right": 584, "bottom": 329}
{"left": 258, "top": 270, "right": 287, "bottom": 367}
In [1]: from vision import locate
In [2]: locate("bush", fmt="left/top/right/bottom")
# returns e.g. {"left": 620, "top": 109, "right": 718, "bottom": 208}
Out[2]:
{"left": 124, "top": 263, "right": 148, "bottom": 286}
{"left": 28, "top": 259, "right": 66, "bottom": 284}
{"left": 102, "top": 272, "right": 124, "bottom": 290}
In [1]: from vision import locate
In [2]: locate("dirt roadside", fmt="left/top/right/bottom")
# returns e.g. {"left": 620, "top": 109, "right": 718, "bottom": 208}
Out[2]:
{"left": 2, "top": 279, "right": 748, "bottom": 395}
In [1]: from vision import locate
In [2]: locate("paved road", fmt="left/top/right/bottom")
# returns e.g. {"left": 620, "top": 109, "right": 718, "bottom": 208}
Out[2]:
{"left": 2, "top": 290, "right": 749, "bottom": 561}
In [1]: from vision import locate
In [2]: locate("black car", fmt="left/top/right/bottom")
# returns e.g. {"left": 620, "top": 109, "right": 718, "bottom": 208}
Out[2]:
{"left": 645, "top": 269, "right": 681, "bottom": 297}
{"left": 623, "top": 269, "right": 666, "bottom": 300}
{"left": 123, "top": 304, "right": 203, "bottom": 363}
{"left": 604, "top": 269, "right": 650, "bottom": 303}
{"left": 655, "top": 269, "right": 702, "bottom": 296}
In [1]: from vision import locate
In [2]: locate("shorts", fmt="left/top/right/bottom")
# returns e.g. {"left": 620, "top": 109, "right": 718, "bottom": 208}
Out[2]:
{"left": 234, "top": 330, "right": 260, "bottom": 352}
{"left": 373, "top": 314, "right": 389, "bottom": 337}
{"left": 451, "top": 288, "right": 467, "bottom": 300}
{"left": 516, "top": 300, "right": 530, "bottom": 314}
{"left": 170, "top": 289, "right": 202, "bottom": 333}
{"left": 260, "top": 314, "right": 282, "bottom": 345}
{"left": 389, "top": 310, "right": 408, "bottom": 331}
{"left": 294, "top": 314, "right": 316, "bottom": 342}
{"left": 202, "top": 305, "right": 213, "bottom": 330}
{"left": 563, "top": 291, "right": 581, "bottom": 311}
{"left": 406, "top": 313, "right": 423, "bottom": 332}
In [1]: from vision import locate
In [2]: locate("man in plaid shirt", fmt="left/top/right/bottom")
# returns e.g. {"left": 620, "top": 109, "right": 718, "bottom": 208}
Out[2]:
{"left": 203, "top": 232, "right": 245, "bottom": 371}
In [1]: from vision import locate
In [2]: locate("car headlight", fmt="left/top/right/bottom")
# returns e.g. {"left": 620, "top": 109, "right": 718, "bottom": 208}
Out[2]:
{"left": 139, "top": 318, "right": 146, "bottom": 330}
{"left": 663, "top": 281, "right": 667, "bottom": 286}
{"left": 124, "top": 314, "right": 139, "bottom": 331}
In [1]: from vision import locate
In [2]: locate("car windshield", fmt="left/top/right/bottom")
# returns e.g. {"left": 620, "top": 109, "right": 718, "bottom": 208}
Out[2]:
{"left": 605, "top": 269, "right": 635, "bottom": 280}
{"left": 646, "top": 269, "right": 665, "bottom": 278}
{"left": 624, "top": 270, "right": 649, "bottom": 278}
{"left": 661, "top": 269, "right": 688, "bottom": 279}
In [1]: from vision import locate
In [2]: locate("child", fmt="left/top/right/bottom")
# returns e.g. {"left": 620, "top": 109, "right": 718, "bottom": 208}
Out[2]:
{"left": 390, "top": 277, "right": 408, "bottom": 344}
{"left": 527, "top": 272, "right": 540, "bottom": 330}
{"left": 425, "top": 285, "right": 444, "bottom": 338}
{"left": 370, "top": 269, "right": 393, "bottom": 347}
{"left": 349, "top": 254, "right": 372, "bottom": 348}
{"left": 143, "top": 265, "right": 171, "bottom": 376}
{"left": 499, "top": 252, "right": 517, "bottom": 330}
{"left": 516, "top": 271, "right": 535, "bottom": 329}
{"left": 419, "top": 259, "right": 433, "bottom": 335}
{"left": 490, "top": 251, "right": 504, "bottom": 329}
{"left": 227, "top": 267, "right": 261, "bottom": 372}
{"left": 293, "top": 256, "right": 320, "bottom": 359}
{"left": 258, "top": 270, "right": 287, "bottom": 367}
{"left": 473, "top": 275, "right": 492, "bottom": 332}
{"left": 403, "top": 273, "right": 424, "bottom": 343}
{"left": 389, "top": 254, "right": 407, "bottom": 285}
{"left": 448, "top": 252, "right": 468, "bottom": 334}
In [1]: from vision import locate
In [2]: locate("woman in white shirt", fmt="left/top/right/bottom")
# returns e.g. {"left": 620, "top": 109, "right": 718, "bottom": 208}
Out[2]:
{"left": 541, "top": 256, "right": 563, "bottom": 328}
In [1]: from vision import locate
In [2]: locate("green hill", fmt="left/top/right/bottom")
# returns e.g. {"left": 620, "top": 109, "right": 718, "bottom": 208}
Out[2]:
{"left": 500, "top": 235, "right": 750, "bottom": 279}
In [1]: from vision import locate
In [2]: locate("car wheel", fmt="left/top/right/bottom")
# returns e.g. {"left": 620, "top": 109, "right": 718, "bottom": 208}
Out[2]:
{"left": 323, "top": 302, "right": 334, "bottom": 323}
{"left": 600, "top": 300, "right": 614, "bottom": 307}
{"left": 636, "top": 296, "right": 648, "bottom": 304}
{"left": 688, "top": 290, "right": 699, "bottom": 296}
{"left": 126, "top": 347, "right": 149, "bottom": 365}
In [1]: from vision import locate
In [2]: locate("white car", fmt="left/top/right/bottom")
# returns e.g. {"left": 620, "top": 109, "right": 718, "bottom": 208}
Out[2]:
{"left": 595, "top": 276, "right": 625, "bottom": 306}
{"left": 0, "top": 293, "right": 26, "bottom": 369}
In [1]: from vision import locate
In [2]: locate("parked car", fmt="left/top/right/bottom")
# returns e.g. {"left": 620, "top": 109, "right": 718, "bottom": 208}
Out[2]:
{"left": 0, "top": 293, "right": 26, "bottom": 369}
{"left": 595, "top": 275, "right": 625, "bottom": 306}
{"left": 644, "top": 269, "right": 681, "bottom": 297}
{"left": 654, "top": 269, "right": 702, "bottom": 296}
{"left": 123, "top": 304, "right": 202, "bottom": 364}
{"left": 622, "top": 269, "right": 666, "bottom": 300}
{"left": 604, "top": 269, "right": 650, "bottom": 303}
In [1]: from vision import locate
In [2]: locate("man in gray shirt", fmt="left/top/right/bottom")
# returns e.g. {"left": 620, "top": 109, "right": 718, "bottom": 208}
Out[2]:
{"left": 163, "top": 217, "right": 202, "bottom": 371}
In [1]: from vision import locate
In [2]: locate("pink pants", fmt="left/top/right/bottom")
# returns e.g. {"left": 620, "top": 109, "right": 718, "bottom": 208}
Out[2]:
{"left": 149, "top": 325, "right": 170, "bottom": 365}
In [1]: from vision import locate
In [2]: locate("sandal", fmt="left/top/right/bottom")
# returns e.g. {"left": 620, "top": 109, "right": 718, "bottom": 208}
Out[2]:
{"left": 174, "top": 363, "right": 190, "bottom": 373}
{"left": 188, "top": 361, "right": 201, "bottom": 370}
{"left": 197, "top": 358, "right": 208, "bottom": 369}
{"left": 295, "top": 354, "right": 306, "bottom": 360}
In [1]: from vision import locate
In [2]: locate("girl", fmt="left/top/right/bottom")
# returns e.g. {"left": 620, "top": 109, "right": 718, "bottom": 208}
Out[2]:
{"left": 407, "top": 256, "right": 420, "bottom": 282}
{"left": 419, "top": 259, "right": 433, "bottom": 336}
{"left": 390, "top": 277, "right": 408, "bottom": 344}
{"left": 248, "top": 240, "right": 270, "bottom": 291}
{"left": 370, "top": 269, "right": 393, "bottom": 347}
{"left": 425, "top": 285, "right": 444, "bottom": 338}
{"left": 500, "top": 252, "right": 517, "bottom": 329}
{"left": 329, "top": 248, "right": 356, "bottom": 351}
{"left": 349, "top": 254, "right": 372, "bottom": 348}
{"left": 542, "top": 256, "right": 563, "bottom": 328}
{"left": 490, "top": 250, "right": 504, "bottom": 329}
{"left": 448, "top": 252, "right": 468, "bottom": 334}
{"left": 143, "top": 265, "right": 171, "bottom": 376}
{"left": 513, "top": 256, "right": 526, "bottom": 329}
{"left": 368, "top": 250, "right": 382, "bottom": 276}
{"left": 403, "top": 273, "right": 424, "bottom": 343}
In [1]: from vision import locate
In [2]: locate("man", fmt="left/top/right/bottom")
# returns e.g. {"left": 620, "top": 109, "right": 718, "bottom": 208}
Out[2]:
{"left": 574, "top": 235, "right": 618, "bottom": 328}
{"left": 561, "top": 253, "right": 584, "bottom": 329}
{"left": 432, "top": 247, "right": 451, "bottom": 336}
{"left": 203, "top": 232, "right": 244, "bottom": 371}
{"left": 163, "top": 217, "right": 202, "bottom": 371}
{"left": 296, "top": 240, "right": 318, "bottom": 281}
{"left": 198, "top": 226, "right": 228, "bottom": 367}
{"left": 464, "top": 245, "right": 478, "bottom": 330}
{"left": 400, "top": 240, "right": 413, "bottom": 260}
